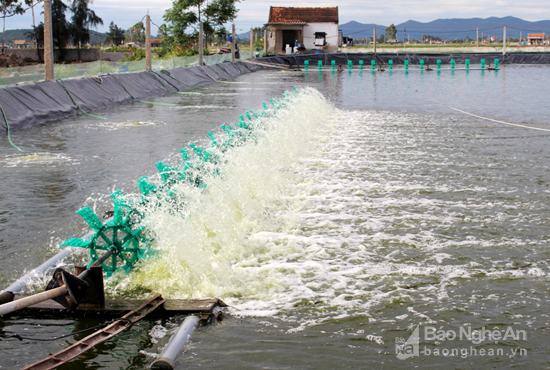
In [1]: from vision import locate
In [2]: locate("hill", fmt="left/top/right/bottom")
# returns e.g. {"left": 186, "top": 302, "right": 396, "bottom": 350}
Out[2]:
{"left": 340, "top": 16, "right": 550, "bottom": 41}
{"left": 0, "top": 28, "right": 107, "bottom": 46}
{"left": 0, "top": 29, "right": 33, "bottom": 43}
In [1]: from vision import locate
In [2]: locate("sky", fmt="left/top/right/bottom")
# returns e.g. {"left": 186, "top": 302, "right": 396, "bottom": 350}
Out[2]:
{"left": 4, "top": 0, "right": 550, "bottom": 34}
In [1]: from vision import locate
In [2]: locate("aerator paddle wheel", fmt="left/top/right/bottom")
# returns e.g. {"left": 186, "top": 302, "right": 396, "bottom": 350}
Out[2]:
{"left": 61, "top": 193, "right": 153, "bottom": 277}
{"left": 57, "top": 89, "right": 294, "bottom": 278}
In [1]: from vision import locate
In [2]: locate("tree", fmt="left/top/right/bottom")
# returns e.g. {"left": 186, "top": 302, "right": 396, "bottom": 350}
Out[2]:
{"left": 70, "top": 0, "right": 103, "bottom": 60}
{"left": 105, "top": 21, "right": 125, "bottom": 46}
{"left": 163, "top": 0, "right": 239, "bottom": 48}
{"left": 1, "top": 0, "right": 31, "bottom": 50}
{"left": 385, "top": 24, "right": 397, "bottom": 43}
{"left": 252, "top": 26, "right": 264, "bottom": 49}
{"left": 28, "top": 0, "right": 70, "bottom": 61}
{"left": 25, "top": 24, "right": 42, "bottom": 61}
{"left": 156, "top": 23, "right": 168, "bottom": 39}
{"left": 125, "top": 21, "right": 145, "bottom": 43}
{"left": 50, "top": 0, "right": 71, "bottom": 60}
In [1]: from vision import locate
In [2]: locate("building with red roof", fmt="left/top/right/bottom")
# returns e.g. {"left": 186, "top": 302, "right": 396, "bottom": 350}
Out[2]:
{"left": 265, "top": 7, "right": 339, "bottom": 54}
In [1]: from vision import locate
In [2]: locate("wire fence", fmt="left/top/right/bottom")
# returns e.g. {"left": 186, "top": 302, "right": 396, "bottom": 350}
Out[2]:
{"left": 0, "top": 50, "right": 259, "bottom": 87}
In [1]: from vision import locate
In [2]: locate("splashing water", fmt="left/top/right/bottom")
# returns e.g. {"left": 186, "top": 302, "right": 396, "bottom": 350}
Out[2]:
{"left": 107, "top": 87, "right": 335, "bottom": 301}
{"left": 104, "top": 85, "right": 550, "bottom": 335}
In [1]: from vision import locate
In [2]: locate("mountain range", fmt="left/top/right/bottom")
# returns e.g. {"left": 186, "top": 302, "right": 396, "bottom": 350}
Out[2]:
{"left": 0, "top": 29, "right": 107, "bottom": 45}
{"left": 339, "top": 16, "right": 550, "bottom": 41}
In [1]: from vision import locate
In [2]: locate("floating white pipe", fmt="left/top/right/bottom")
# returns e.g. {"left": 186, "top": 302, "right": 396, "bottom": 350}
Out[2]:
{"left": 0, "top": 247, "right": 115, "bottom": 316}
{"left": 1, "top": 217, "right": 109, "bottom": 299}
{"left": 1, "top": 248, "right": 73, "bottom": 297}
{"left": 0, "top": 286, "right": 67, "bottom": 316}
{"left": 151, "top": 315, "right": 200, "bottom": 369}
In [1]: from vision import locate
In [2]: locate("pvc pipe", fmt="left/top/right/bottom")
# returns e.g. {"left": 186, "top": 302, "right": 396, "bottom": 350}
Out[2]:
{"left": 1, "top": 216, "right": 110, "bottom": 298}
{"left": 1, "top": 248, "right": 74, "bottom": 296}
{"left": 0, "top": 286, "right": 67, "bottom": 316}
{"left": 0, "top": 247, "right": 114, "bottom": 316}
{"left": 151, "top": 315, "right": 200, "bottom": 369}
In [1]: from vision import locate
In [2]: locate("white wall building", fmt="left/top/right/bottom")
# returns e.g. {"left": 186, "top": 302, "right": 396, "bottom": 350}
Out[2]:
{"left": 265, "top": 7, "right": 339, "bottom": 54}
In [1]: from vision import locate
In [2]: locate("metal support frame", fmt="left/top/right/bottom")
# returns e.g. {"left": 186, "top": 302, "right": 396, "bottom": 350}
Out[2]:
{"left": 0, "top": 248, "right": 115, "bottom": 316}
{"left": 22, "top": 294, "right": 165, "bottom": 370}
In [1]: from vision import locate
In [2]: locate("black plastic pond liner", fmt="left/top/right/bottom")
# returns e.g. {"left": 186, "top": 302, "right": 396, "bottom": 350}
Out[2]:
{"left": 0, "top": 61, "right": 266, "bottom": 135}
{"left": 256, "top": 52, "right": 550, "bottom": 67}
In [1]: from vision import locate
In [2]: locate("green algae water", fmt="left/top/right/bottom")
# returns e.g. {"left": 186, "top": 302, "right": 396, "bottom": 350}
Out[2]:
{"left": 1, "top": 65, "right": 550, "bottom": 369}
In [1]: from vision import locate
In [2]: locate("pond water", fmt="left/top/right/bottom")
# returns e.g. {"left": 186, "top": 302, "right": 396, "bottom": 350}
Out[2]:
{"left": 1, "top": 64, "right": 550, "bottom": 369}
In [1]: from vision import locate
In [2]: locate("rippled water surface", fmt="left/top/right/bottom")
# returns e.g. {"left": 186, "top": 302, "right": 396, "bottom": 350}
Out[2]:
{"left": 1, "top": 65, "right": 550, "bottom": 369}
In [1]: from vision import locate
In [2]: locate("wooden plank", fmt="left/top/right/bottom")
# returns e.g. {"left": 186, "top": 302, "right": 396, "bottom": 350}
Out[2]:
{"left": 15, "top": 295, "right": 226, "bottom": 317}
{"left": 21, "top": 294, "right": 165, "bottom": 370}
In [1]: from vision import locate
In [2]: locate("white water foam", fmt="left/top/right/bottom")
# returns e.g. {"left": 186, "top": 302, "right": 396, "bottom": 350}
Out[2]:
{"left": 103, "top": 88, "right": 548, "bottom": 329}
{"left": 1, "top": 152, "right": 78, "bottom": 167}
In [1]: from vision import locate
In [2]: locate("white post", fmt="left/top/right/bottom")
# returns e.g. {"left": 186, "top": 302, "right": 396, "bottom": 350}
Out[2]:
{"left": 231, "top": 24, "right": 236, "bottom": 63}
{"left": 199, "top": 21, "right": 204, "bottom": 66}
{"left": 145, "top": 13, "right": 151, "bottom": 71}
{"left": 476, "top": 28, "right": 479, "bottom": 47}
{"left": 43, "top": 0, "right": 54, "bottom": 81}
{"left": 502, "top": 26, "right": 507, "bottom": 55}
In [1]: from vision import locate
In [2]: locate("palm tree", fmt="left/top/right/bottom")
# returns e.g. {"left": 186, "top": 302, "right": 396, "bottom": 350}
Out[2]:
{"left": 70, "top": 0, "right": 102, "bottom": 61}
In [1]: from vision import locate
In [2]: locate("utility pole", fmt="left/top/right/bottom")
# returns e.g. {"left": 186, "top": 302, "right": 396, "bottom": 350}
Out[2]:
{"left": 373, "top": 28, "right": 377, "bottom": 55}
{"left": 231, "top": 24, "right": 236, "bottom": 63}
{"left": 250, "top": 27, "right": 254, "bottom": 59}
{"left": 43, "top": 0, "right": 54, "bottom": 81}
{"left": 264, "top": 28, "right": 267, "bottom": 55}
{"left": 502, "top": 26, "right": 507, "bottom": 55}
{"left": 476, "top": 28, "right": 479, "bottom": 47}
{"left": 520, "top": 31, "right": 522, "bottom": 45}
{"left": 199, "top": 21, "right": 204, "bottom": 66}
{"left": 145, "top": 12, "right": 151, "bottom": 71}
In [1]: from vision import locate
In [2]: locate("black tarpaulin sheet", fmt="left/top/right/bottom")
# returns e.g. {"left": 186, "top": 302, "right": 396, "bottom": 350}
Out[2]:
{"left": 0, "top": 81, "right": 77, "bottom": 132}
{"left": 62, "top": 75, "right": 134, "bottom": 113}
{"left": 164, "top": 67, "right": 213, "bottom": 88}
{"left": 207, "top": 64, "right": 233, "bottom": 80}
{"left": 0, "top": 62, "right": 262, "bottom": 134}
